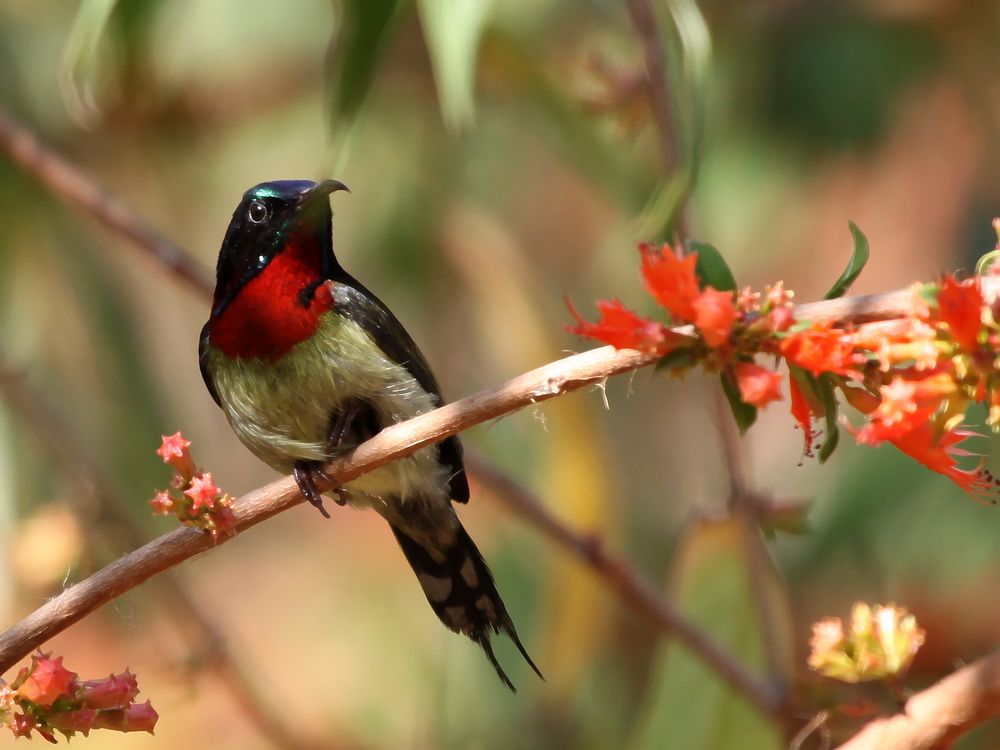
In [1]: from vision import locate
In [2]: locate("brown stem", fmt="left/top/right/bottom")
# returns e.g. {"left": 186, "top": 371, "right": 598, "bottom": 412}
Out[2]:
{"left": 836, "top": 650, "right": 1000, "bottom": 750}
{"left": 0, "top": 344, "right": 665, "bottom": 675}
{"left": 0, "top": 361, "right": 342, "bottom": 750}
{"left": 0, "top": 109, "right": 213, "bottom": 297}
{"left": 465, "top": 454, "right": 781, "bottom": 717}
{"left": 624, "top": 0, "right": 680, "bottom": 175}
{"left": 712, "top": 388, "right": 789, "bottom": 707}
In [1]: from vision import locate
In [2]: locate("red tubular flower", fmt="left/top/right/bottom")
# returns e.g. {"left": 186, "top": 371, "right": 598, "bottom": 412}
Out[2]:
{"left": 47, "top": 707, "right": 97, "bottom": 737}
{"left": 789, "top": 376, "right": 816, "bottom": 456}
{"left": 780, "top": 322, "right": 862, "bottom": 377}
{"left": 157, "top": 432, "right": 196, "bottom": 480}
{"left": 693, "top": 287, "right": 737, "bottom": 347}
{"left": 16, "top": 654, "right": 77, "bottom": 707}
{"left": 185, "top": 472, "right": 220, "bottom": 512}
{"left": 92, "top": 700, "right": 158, "bottom": 734}
{"left": 735, "top": 362, "right": 783, "bottom": 407}
{"left": 566, "top": 298, "right": 680, "bottom": 353}
{"left": 79, "top": 671, "right": 139, "bottom": 710}
{"left": 149, "top": 490, "right": 174, "bottom": 515}
{"left": 639, "top": 243, "right": 700, "bottom": 322}
{"left": 936, "top": 275, "right": 983, "bottom": 353}
{"left": 890, "top": 425, "right": 995, "bottom": 500}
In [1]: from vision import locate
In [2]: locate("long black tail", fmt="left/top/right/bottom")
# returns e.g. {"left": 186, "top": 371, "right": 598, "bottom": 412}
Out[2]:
{"left": 390, "top": 522, "right": 543, "bottom": 691}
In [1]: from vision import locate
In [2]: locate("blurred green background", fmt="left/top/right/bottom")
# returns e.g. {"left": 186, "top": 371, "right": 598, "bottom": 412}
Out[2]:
{"left": 1, "top": 0, "right": 999, "bottom": 748}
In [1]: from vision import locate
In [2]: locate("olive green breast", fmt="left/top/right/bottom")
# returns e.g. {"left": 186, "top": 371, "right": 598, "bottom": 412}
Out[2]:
{"left": 203, "top": 311, "right": 448, "bottom": 502}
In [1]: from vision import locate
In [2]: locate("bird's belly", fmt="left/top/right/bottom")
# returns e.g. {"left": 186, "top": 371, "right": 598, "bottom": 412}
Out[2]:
{"left": 204, "top": 313, "right": 449, "bottom": 503}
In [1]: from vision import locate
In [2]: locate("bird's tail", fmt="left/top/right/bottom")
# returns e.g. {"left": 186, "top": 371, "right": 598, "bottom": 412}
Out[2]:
{"left": 389, "top": 521, "right": 542, "bottom": 691}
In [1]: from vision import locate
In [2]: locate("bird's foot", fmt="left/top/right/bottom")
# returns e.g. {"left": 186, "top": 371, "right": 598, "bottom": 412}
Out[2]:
{"left": 293, "top": 460, "right": 335, "bottom": 518}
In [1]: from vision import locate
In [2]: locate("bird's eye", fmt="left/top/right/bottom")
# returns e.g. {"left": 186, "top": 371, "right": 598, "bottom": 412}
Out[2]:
{"left": 247, "top": 200, "right": 269, "bottom": 225}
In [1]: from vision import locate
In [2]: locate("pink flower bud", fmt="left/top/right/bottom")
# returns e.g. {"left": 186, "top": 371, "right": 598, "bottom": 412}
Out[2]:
{"left": 16, "top": 654, "right": 77, "bottom": 706}
{"left": 79, "top": 670, "right": 139, "bottom": 710}
{"left": 47, "top": 707, "right": 97, "bottom": 736}
{"left": 93, "top": 700, "right": 158, "bottom": 734}
{"left": 184, "top": 473, "right": 220, "bottom": 512}
{"left": 157, "top": 432, "right": 195, "bottom": 481}
{"left": 149, "top": 491, "right": 175, "bottom": 516}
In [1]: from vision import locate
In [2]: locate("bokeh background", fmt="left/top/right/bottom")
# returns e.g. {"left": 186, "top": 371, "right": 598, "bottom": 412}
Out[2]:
{"left": 1, "top": 1, "right": 999, "bottom": 748}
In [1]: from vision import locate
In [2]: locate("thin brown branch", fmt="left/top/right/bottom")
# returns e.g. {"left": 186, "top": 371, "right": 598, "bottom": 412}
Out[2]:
{"left": 836, "top": 650, "right": 1000, "bottom": 750}
{"left": 465, "top": 455, "right": 781, "bottom": 718}
{"left": 0, "top": 360, "right": 343, "bottom": 750}
{"left": 624, "top": 0, "right": 680, "bottom": 175}
{"left": 0, "top": 344, "right": 665, "bottom": 675}
{"left": 0, "top": 109, "right": 213, "bottom": 297}
{"left": 712, "top": 389, "right": 789, "bottom": 706}
{"left": 5, "top": 102, "right": 1000, "bottom": 746}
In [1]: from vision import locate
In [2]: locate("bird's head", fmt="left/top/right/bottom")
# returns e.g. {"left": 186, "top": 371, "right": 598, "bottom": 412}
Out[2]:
{"left": 211, "top": 179, "right": 350, "bottom": 316}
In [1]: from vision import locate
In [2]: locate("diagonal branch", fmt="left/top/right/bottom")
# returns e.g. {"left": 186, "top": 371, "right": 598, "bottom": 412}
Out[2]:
{"left": 0, "top": 109, "right": 213, "bottom": 297}
{"left": 835, "top": 650, "right": 1000, "bottom": 750}
{"left": 466, "top": 455, "right": 780, "bottom": 716}
{"left": 0, "top": 359, "right": 349, "bottom": 750}
{"left": 0, "top": 344, "right": 664, "bottom": 674}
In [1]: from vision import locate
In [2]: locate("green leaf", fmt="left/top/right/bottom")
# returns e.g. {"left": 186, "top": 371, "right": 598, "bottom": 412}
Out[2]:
{"left": 416, "top": 0, "right": 492, "bottom": 133}
{"left": 655, "top": 347, "right": 697, "bottom": 371}
{"left": 327, "top": 0, "right": 406, "bottom": 125}
{"left": 690, "top": 241, "right": 737, "bottom": 292}
{"left": 60, "top": 0, "right": 118, "bottom": 123}
{"left": 720, "top": 372, "right": 757, "bottom": 435}
{"left": 815, "top": 374, "right": 841, "bottom": 463}
{"left": 630, "top": 519, "right": 790, "bottom": 750}
{"left": 823, "top": 221, "right": 870, "bottom": 299}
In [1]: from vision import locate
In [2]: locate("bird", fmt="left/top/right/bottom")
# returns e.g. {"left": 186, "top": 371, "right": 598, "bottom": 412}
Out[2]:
{"left": 198, "top": 178, "right": 541, "bottom": 690}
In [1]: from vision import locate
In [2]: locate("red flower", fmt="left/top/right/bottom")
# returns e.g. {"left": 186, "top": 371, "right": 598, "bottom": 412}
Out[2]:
{"left": 47, "top": 707, "right": 97, "bottom": 737}
{"left": 185, "top": 472, "right": 220, "bottom": 512}
{"left": 890, "top": 425, "right": 995, "bottom": 500}
{"left": 92, "top": 700, "right": 158, "bottom": 734}
{"left": 735, "top": 363, "right": 783, "bottom": 407}
{"left": 10, "top": 713, "right": 35, "bottom": 738}
{"left": 156, "top": 432, "right": 195, "bottom": 480}
{"left": 149, "top": 490, "right": 174, "bottom": 515}
{"left": 789, "top": 376, "right": 816, "bottom": 456}
{"left": 780, "top": 322, "right": 862, "bottom": 377}
{"left": 16, "top": 654, "right": 77, "bottom": 707}
{"left": 567, "top": 298, "right": 680, "bottom": 353}
{"left": 693, "top": 287, "right": 737, "bottom": 347}
{"left": 854, "top": 374, "right": 957, "bottom": 444}
{"left": 640, "top": 243, "right": 700, "bottom": 322}
{"left": 79, "top": 670, "right": 139, "bottom": 710}
{"left": 936, "top": 275, "right": 983, "bottom": 352}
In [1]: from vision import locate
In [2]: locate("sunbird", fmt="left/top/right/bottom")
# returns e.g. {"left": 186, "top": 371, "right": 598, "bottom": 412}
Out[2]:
{"left": 199, "top": 179, "right": 540, "bottom": 689}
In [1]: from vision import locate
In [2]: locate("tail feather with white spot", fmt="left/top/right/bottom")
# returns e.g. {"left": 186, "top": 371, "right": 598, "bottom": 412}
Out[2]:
{"left": 389, "top": 522, "right": 542, "bottom": 691}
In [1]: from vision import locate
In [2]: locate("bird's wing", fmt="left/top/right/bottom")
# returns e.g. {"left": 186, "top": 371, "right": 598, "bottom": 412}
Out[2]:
{"left": 198, "top": 321, "right": 222, "bottom": 407}
{"left": 328, "top": 277, "right": 471, "bottom": 503}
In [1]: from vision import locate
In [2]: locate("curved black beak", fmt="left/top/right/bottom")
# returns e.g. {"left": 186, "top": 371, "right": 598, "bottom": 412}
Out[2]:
{"left": 302, "top": 179, "right": 351, "bottom": 204}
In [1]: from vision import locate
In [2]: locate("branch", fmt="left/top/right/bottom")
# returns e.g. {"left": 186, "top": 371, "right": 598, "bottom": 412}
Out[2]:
{"left": 624, "top": 0, "right": 680, "bottom": 174}
{"left": 0, "top": 109, "right": 213, "bottom": 297}
{"left": 836, "top": 650, "right": 1000, "bottom": 750}
{"left": 466, "top": 455, "right": 780, "bottom": 717}
{"left": 0, "top": 359, "right": 346, "bottom": 750}
{"left": 0, "top": 344, "right": 663, "bottom": 675}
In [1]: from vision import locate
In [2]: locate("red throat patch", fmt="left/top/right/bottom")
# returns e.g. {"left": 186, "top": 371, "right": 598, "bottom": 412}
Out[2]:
{"left": 209, "top": 245, "right": 334, "bottom": 360}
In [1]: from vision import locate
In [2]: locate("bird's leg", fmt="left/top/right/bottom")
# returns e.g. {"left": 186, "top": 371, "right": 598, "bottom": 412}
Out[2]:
{"left": 322, "top": 399, "right": 379, "bottom": 507}
{"left": 327, "top": 400, "right": 362, "bottom": 455}
{"left": 293, "top": 460, "right": 331, "bottom": 519}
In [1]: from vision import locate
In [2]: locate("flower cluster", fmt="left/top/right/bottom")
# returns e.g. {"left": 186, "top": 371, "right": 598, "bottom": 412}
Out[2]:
{"left": 808, "top": 602, "right": 925, "bottom": 683}
{"left": 2, "top": 652, "right": 157, "bottom": 741}
{"left": 152, "top": 432, "right": 236, "bottom": 540}
{"left": 568, "top": 233, "right": 1000, "bottom": 502}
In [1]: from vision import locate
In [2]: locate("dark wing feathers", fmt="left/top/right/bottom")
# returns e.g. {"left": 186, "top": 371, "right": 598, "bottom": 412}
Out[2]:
{"left": 328, "top": 277, "right": 471, "bottom": 503}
